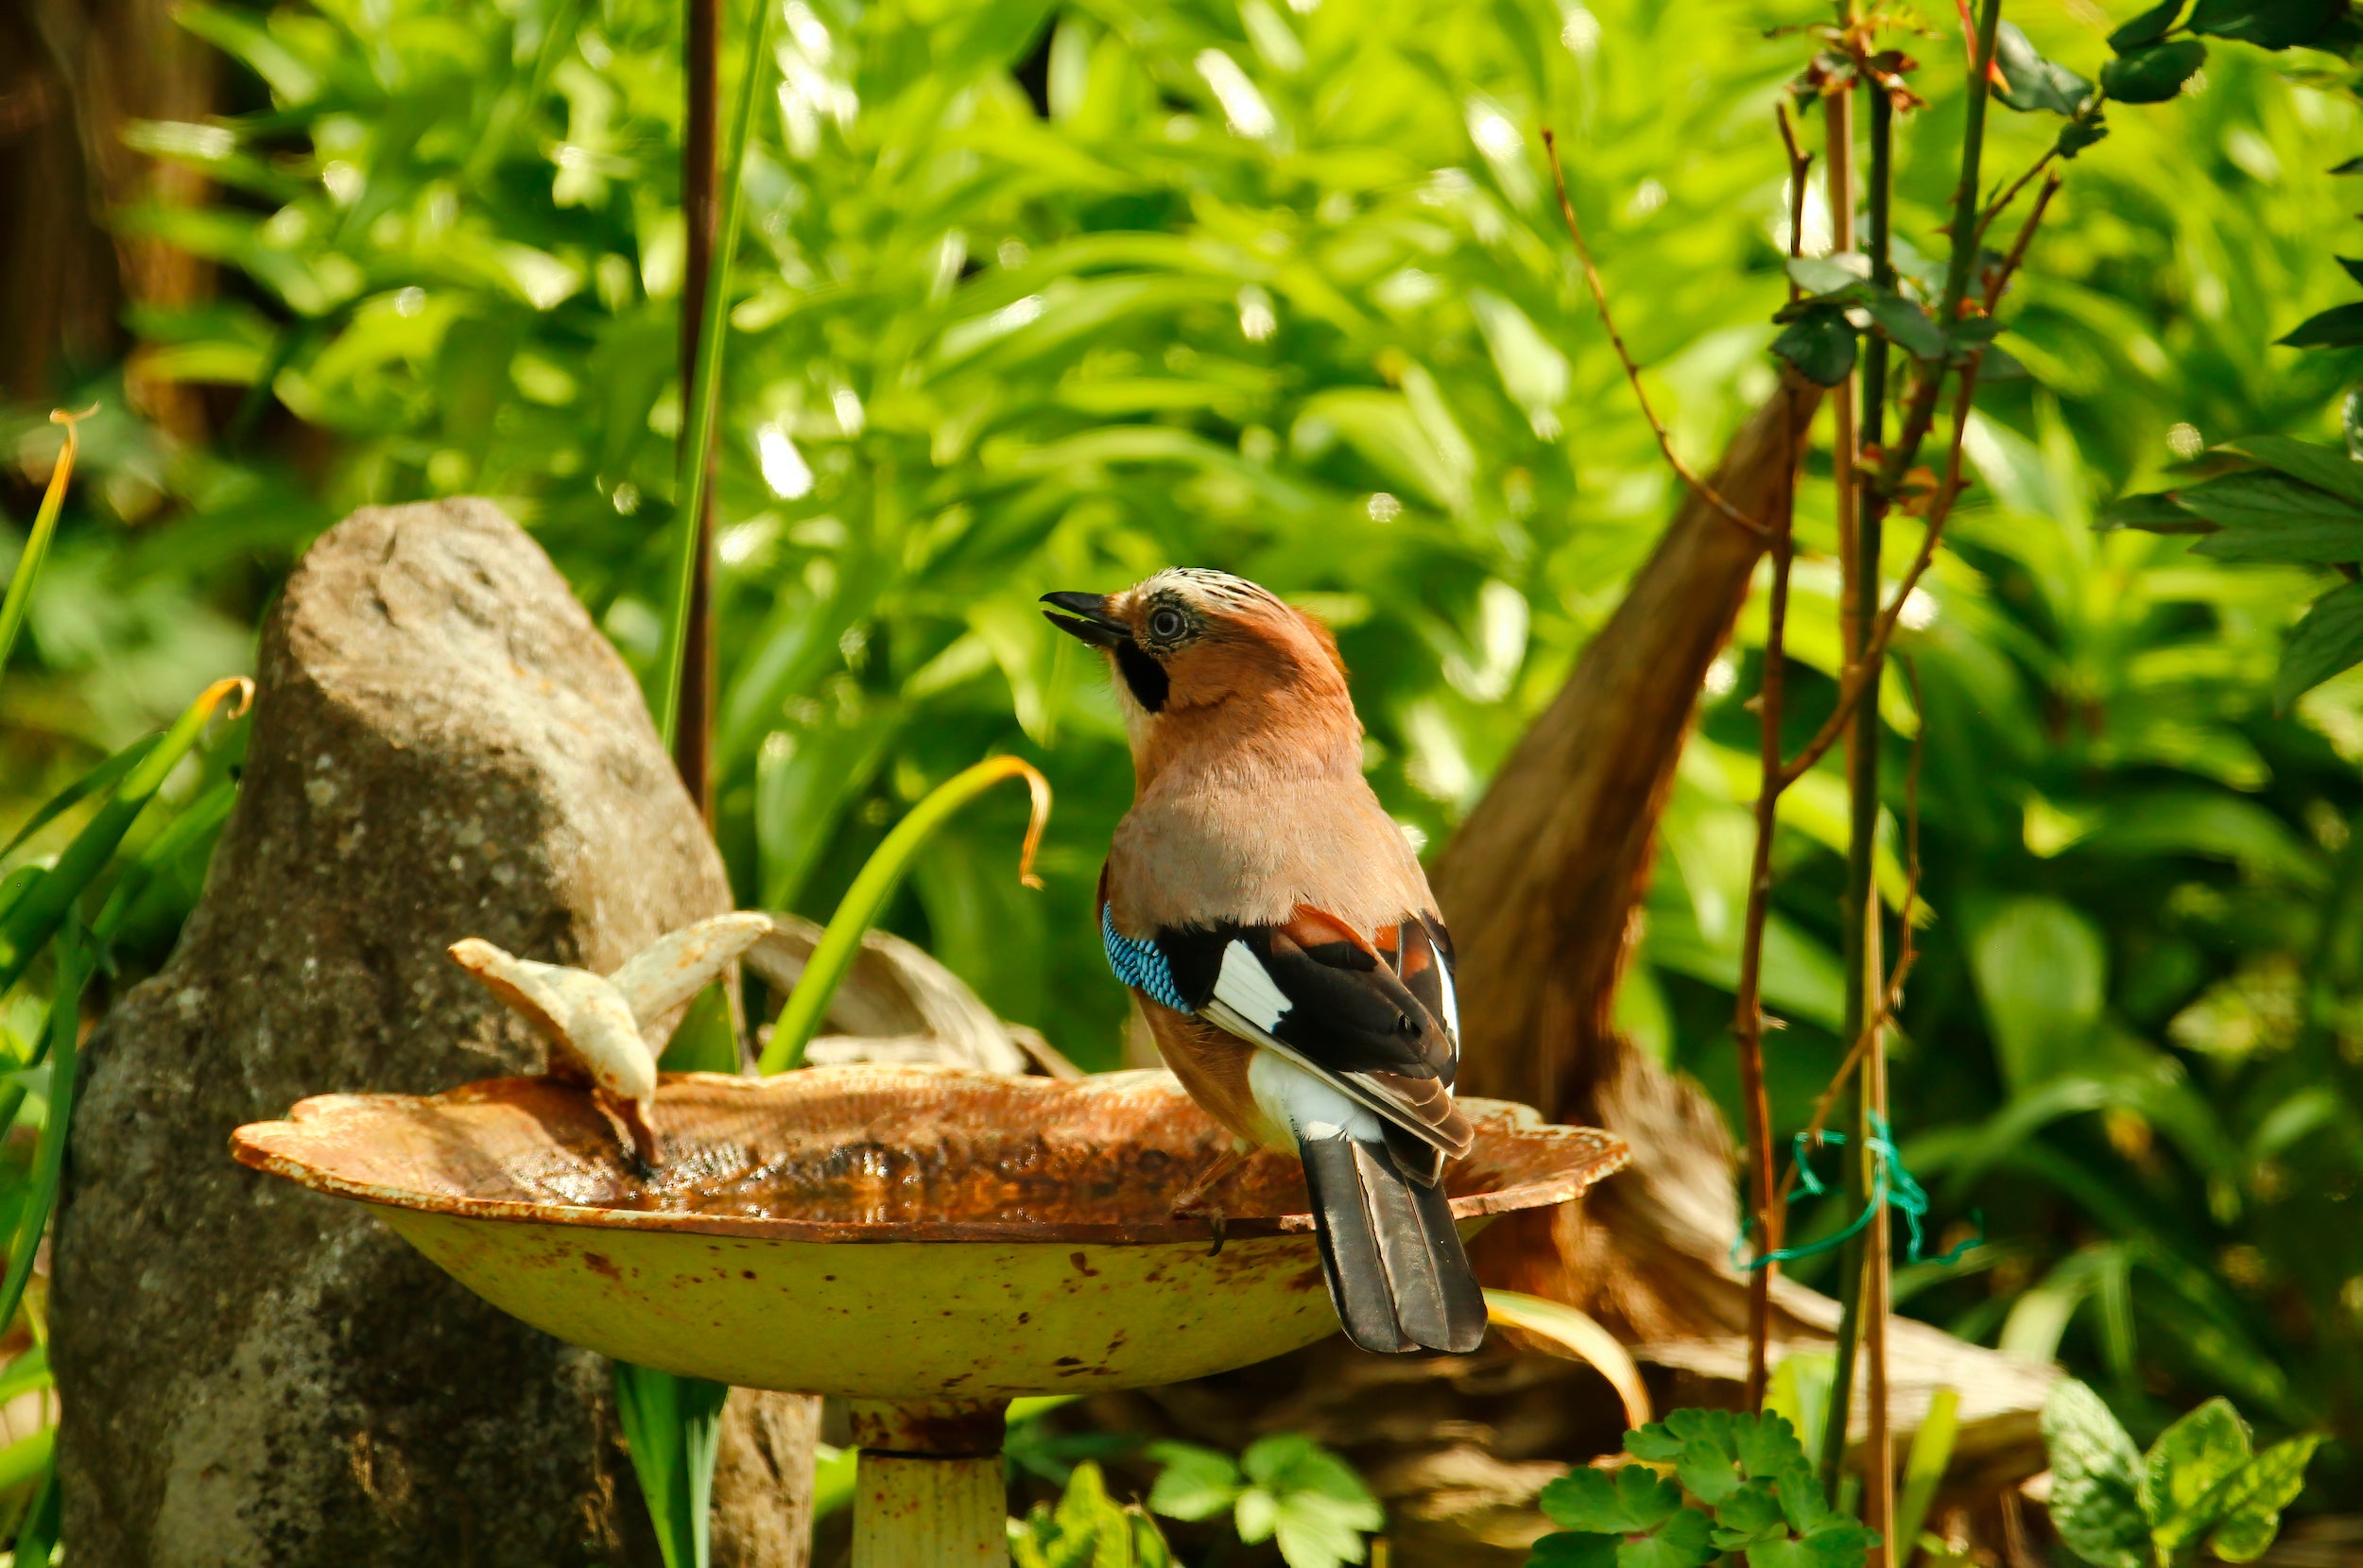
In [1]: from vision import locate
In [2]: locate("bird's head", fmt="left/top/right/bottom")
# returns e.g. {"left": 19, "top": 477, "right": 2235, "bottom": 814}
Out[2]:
{"left": 1041, "top": 569, "right": 1354, "bottom": 767}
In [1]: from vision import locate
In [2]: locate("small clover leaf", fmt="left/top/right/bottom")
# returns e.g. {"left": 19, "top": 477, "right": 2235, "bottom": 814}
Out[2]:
{"left": 1775, "top": 1460, "right": 1832, "bottom": 1536}
{"left": 1676, "top": 1439, "right": 1744, "bottom": 1506}
{"left": 1623, "top": 1425, "right": 1685, "bottom": 1463}
{"left": 1735, "top": 1413, "right": 1808, "bottom": 1480}
{"left": 1626, "top": 1506, "right": 1716, "bottom": 1568}
{"left": 1541, "top": 1465, "right": 1686, "bottom": 1535}
{"left": 1527, "top": 1533, "right": 1619, "bottom": 1568}
{"left": 1709, "top": 1479, "right": 1790, "bottom": 1548}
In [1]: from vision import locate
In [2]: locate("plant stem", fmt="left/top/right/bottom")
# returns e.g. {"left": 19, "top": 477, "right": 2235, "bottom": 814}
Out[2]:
{"left": 653, "top": 0, "right": 775, "bottom": 756}
{"left": 1736, "top": 104, "right": 1818, "bottom": 1414}
{"left": 760, "top": 757, "right": 1050, "bottom": 1074}
{"left": 1820, "top": 71, "right": 1892, "bottom": 1504}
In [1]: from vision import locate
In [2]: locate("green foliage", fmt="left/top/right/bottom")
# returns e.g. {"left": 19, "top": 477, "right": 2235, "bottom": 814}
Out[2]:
{"left": 2044, "top": 1381, "right": 2320, "bottom": 1567}
{"left": 2102, "top": 436, "right": 2363, "bottom": 706}
{"left": 1526, "top": 1411, "right": 1877, "bottom": 1568}
{"left": 34, "top": 0, "right": 2363, "bottom": 1525}
{"left": 1010, "top": 1461, "right": 1176, "bottom": 1568}
{"left": 611, "top": 1363, "right": 730, "bottom": 1568}
{"left": 1147, "top": 1435, "right": 1383, "bottom": 1568}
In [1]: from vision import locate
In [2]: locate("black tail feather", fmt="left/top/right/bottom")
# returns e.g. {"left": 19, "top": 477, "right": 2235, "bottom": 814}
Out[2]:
{"left": 1301, "top": 1134, "right": 1487, "bottom": 1354}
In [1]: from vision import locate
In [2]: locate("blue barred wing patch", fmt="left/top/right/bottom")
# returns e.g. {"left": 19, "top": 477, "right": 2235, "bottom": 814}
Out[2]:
{"left": 1101, "top": 904, "right": 1191, "bottom": 1012}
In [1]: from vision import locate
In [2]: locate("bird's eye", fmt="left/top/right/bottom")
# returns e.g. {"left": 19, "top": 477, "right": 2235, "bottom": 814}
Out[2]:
{"left": 1148, "top": 607, "right": 1186, "bottom": 641}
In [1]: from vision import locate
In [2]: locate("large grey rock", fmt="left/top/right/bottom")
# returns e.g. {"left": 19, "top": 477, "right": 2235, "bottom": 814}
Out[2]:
{"left": 54, "top": 498, "right": 817, "bottom": 1566}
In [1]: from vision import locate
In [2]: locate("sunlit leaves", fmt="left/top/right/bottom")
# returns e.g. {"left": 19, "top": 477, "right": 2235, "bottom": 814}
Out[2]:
{"left": 1993, "top": 23, "right": 2095, "bottom": 116}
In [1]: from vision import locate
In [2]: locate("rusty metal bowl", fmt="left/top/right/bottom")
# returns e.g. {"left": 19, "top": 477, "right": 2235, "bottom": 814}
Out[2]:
{"left": 233, "top": 1065, "right": 1626, "bottom": 1400}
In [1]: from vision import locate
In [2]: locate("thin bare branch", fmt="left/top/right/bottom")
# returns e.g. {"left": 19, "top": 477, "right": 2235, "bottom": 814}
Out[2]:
{"left": 1543, "top": 128, "right": 1768, "bottom": 537}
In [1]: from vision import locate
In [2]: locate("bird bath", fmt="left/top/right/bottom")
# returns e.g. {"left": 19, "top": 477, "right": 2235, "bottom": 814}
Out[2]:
{"left": 233, "top": 1064, "right": 1627, "bottom": 1564}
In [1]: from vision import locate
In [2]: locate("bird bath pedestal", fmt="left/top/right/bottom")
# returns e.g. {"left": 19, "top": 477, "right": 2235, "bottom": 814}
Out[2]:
{"left": 234, "top": 1066, "right": 1626, "bottom": 1564}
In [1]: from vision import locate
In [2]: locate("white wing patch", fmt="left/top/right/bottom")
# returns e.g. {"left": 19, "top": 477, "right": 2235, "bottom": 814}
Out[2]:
{"left": 1214, "top": 939, "right": 1293, "bottom": 1032}
{"left": 1249, "top": 1050, "right": 1384, "bottom": 1144}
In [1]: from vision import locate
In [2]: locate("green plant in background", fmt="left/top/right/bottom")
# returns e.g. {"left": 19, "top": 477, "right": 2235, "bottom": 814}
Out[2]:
{"left": 1147, "top": 1434, "right": 1384, "bottom": 1568}
{"left": 2102, "top": 435, "right": 2363, "bottom": 709}
{"left": 1011, "top": 1461, "right": 1177, "bottom": 1568}
{"left": 2044, "top": 1380, "right": 2319, "bottom": 1568}
{"left": 1525, "top": 1409, "right": 1879, "bottom": 1568}
{"left": 0, "top": 416, "right": 250, "bottom": 1560}
{"left": 24, "top": 0, "right": 2363, "bottom": 1532}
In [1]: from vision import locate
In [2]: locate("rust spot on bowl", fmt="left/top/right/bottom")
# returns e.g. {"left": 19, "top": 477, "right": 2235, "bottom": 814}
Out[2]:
{"left": 230, "top": 1065, "right": 1629, "bottom": 1248}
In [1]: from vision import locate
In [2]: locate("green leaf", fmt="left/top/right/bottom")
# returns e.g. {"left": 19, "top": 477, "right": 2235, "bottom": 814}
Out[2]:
{"left": 1994, "top": 22, "right": 2096, "bottom": 114}
{"left": 2058, "top": 117, "right": 2111, "bottom": 158}
{"left": 2276, "top": 582, "right": 2363, "bottom": 709}
{"left": 2186, "top": 0, "right": 2343, "bottom": 49}
{"left": 2192, "top": 520, "right": 2363, "bottom": 561}
{"left": 1527, "top": 1533, "right": 1620, "bottom": 1568}
{"left": 2172, "top": 470, "right": 2363, "bottom": 528}
{"left": 1785, "top": 255, "right": 1870, "bottom": 298}
{"left": 2099, "top": 40, "right": 2207, "bottom": 102}
{"left": 1271, "top": 1491, "right": 1381, "bottom": 1568}
{"left": 1969, "top": 897, "right": 2109, "bottom": 1091}
{"left": 1677, "top": 1439, "right": 1743, "bottom": 1505}
{"left": 2279, "top": 302, "right": 2363, "bottom": 347}
{"left": 2108, "top": 0, "right": 2185, "bottom": 50}
{"left": 1774, "top": 1460, "right": 1830, "bottom": 1536}
{"left": 1734, "top": 1414, "right": 1808, "bottom": 1480}
{"left": 2214, "top": 434, "right": 2363, "bottom": 506}
{"left": 1862, "top": 289, "right": 1948, "bottom": 361}
{"left": 2206, "top": 1435, "right": 2321, "bottom": 1562}
{"left": 1539, "top": 1465, "right": 1686, "bottom": 1534}
{"left": 1710, "top": 1479, "right": 1788, "bottom": 1547}
{"left": 1771, "top": 306, "right": 1857, "bottom": 387}
{"left": 1893, "top": 1388, "right": 1959, "bottom": 1560}
{"left": 1625, "top": 1507, "right": 1715, "bottom": 1568}
{"left": 2097, "top": 491, "right": 2214, "bottom": 533}
{"left": 2042, "top": 1382, "right": 2147, "bottom": 1568}
{"left": 1147, "top": 1441, "right": 1243, "bottom": 1521}
{"left": 2141, "top": 1397, "right": 2251, "bottom": 1546}
{"left": 1745, "top": 1523, "right": 1880, "bottom": 1568}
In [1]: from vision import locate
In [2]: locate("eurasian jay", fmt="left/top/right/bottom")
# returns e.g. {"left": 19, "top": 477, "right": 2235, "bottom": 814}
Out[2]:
{"left": 1043, "top": 569, "right": 1484, "bottom": 1354}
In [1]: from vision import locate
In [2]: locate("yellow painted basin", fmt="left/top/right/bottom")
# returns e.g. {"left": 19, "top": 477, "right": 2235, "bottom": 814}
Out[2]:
{"left": 233, "top": 1065, "right": 1626, "bottom": 1400}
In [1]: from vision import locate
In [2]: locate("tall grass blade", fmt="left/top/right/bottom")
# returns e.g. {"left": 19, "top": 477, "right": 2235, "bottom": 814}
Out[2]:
{"left": 0, "top": 736, "right": 158, "bottom": 865}
{"left": 612, "top": 1359, "right": 732, "bottom": 1568}
{"left": 0, "top": 924, "right": 92, "bottom": 1344}
{"left": 650, "top": 0, "right": 777, "bottom": 746}
{"left": 759, "top": 755, "right": 1049, "bottom": 1073}
{"left": 9, "top": 1462, "right": 57, "bottom": 1567}
{"left": 1892, "top": 1385, "right": 1960, "bottom": 1563}
{"left": 0, "top": 677, "right": 250, "bottom": 997}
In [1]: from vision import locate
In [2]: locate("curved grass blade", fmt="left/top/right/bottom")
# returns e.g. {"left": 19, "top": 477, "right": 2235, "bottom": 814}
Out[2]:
{"left": 0, "top": 409, "right": 94, "bottom": 688}
{"left": 1482, "top": 1289, "right": 1652, "bottom": 1429}
{"left": 758, "top": 754, "right": 1049, "bottom": 1074}
{"left": 0, "top": 678, "right": 250, "bottom": 998}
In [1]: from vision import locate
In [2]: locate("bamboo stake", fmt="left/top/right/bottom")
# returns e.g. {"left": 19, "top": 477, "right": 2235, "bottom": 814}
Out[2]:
{"left": 675, "top": 0, "right": 722, "bottom": 819}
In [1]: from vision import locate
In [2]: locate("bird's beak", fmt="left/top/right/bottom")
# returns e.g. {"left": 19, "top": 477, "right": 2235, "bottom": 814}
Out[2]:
{"left": 1040, "top": 592, "right": 1129, "bottom": 647}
